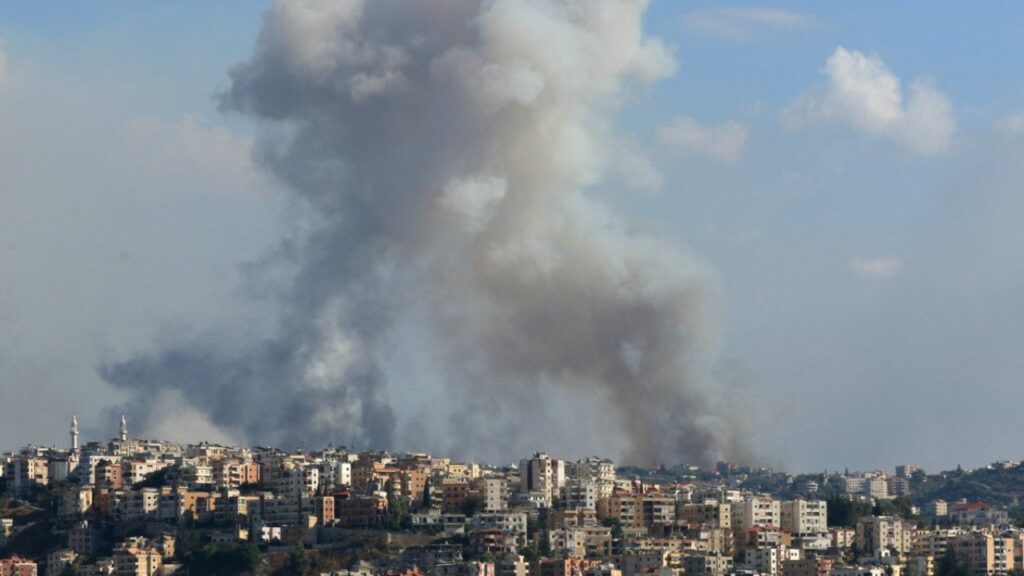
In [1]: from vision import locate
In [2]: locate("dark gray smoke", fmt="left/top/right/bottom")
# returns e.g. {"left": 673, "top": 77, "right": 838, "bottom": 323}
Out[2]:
{"left": 103, "top": 0, "right": 749, "bottom": 465}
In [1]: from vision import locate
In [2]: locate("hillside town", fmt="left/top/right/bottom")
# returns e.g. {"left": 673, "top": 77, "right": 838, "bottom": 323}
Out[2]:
{"left": 2, "top": 417, "right": 1022, "bottom": 576}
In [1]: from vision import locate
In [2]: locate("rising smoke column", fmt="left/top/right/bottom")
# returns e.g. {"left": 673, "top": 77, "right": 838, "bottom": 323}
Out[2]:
{"left": 103, "top": 0, "right": 748, "bottom": 465}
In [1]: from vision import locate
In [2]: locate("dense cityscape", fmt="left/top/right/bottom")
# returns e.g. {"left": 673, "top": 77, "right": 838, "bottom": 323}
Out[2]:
{"left": 2, "top": 416, "right": 1024, "bottom": 576}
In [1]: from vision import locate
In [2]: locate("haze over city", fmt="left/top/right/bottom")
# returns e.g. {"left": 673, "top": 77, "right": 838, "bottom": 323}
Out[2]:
{"left": 1, "top": 1, "right": 1024, "bottom": 474}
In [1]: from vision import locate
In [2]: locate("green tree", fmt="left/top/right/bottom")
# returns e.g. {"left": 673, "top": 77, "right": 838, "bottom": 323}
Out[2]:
{"left": 936, "top": 551, "right": 968, "bottom": 576}
{"left": 184, "top": 542, "right": 262, "bottom": 575}
{"left": 285, "top": 545, "right": 311, "bottom": 576}
{"left": 461, "top": 494, "right": 485, "bottom": 518}
{"left": 521, "top": 546, "right": 540, "bottom": 562}
{"left": 422, "top": 479, "right": 433, "bottom": 509}
{"left": 601, "top": 517, "right": 624, "bottom": 539}
{"left": 388, "top": 496, "right": 411, "bottom": 531}
{"left": 827, "top": 495, "right": 872, "bottom": 528}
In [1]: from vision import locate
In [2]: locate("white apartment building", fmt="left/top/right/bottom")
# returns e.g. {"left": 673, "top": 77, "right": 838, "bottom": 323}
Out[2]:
{"left": 562, "top": 481, "right": 597, "bottom": 511}
{"left": 475, "top": 511, "right": 528, "bottom": 536}
{"left": 781, "top": 499, "right": 829, "bottom": 550}
{"left": 856, "top": 516, "right": 914, "bottom": 555}
{"left": 572, "top": 457, "right": 617, "bottom": 499}
{"left": 733, "top": 497, "right": 781, "bottom": 532}
{"left": 519, "top": 452, "right": 565, "bottom": 504}
{"left": 483, "top": 477, "right": 509, "bottom": 512}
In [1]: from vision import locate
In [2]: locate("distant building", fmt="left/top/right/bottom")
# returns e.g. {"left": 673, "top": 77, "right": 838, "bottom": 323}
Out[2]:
{"left": 856, "top": 516, "right": 913, "bottom": 555}
{"left": 0, "top": 557, "right": 38, "bottom": 576}
{"left": 924, "top": 500, "right": 948, "bottom": 518}
{"left": 948, "top": 502, "right": 1009, "bottom": 527}
{"left": 782, "top": 557, "right": 833, "bottom": 576}
{"left": 732, "top": 496, "right": 781, "bottom": 532}
{"left": 682, "top": 553, "right": 732, "bottom": 576}
{"left": 780, "top": 499, "right": 829, "bottom": 550}
{"left": 895, "top": 465, "right": 919, "bottom": 478}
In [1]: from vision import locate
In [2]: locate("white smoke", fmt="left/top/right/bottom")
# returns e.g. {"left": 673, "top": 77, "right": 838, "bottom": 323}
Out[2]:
{"left": 104, "top": 0, "right": 748, "bottom": 465}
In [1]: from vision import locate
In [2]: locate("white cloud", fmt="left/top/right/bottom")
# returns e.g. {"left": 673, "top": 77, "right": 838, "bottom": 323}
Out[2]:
{"left": 786, "top": 47, "right": 955, "bottom": 155}
{"left": 682, "top": 7, "right": 819, "bottom": 41}
{"left": 658, "top": 115, "right": 749, "bottom": 162}
{"left": 850, "top": 256, "right": 904, "bottom": 280}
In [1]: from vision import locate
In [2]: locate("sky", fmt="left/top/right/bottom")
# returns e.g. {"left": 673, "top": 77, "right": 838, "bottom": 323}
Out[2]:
{"left": 1, "top": 1, "right": 1023, "bottom": 474}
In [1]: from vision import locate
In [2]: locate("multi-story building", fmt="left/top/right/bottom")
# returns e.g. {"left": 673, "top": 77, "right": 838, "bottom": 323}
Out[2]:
{"left": 641, "top": 495, "right": 676, "bottom": 527}
{"left": 781, "top": 557, "right": 833, "bottom": 576}
{"left": 680, "top": 502, "right": 732, "bottom": 530}
{"left": 113, "top": 537, "right": 163, "bottom": 576}
{"left": 682, "top": 553, "right": 732, "bottom": 576}
{"left": 213, "top": 459, "right": 260, "bottom": 489}
{"left": 571, "top": 458, "right": 616, "bottom": 499}
{"left": 833, "top": 527, "right": 856, "bottom": 550}
{"left": 334, "top": 494, "right": 388, "bottom": 528}
{"left": 780, "top": 499, "right": 829, "bottom": 550}
{"left": 122, "top": 459, "right": 170, "bottom": 486}
{"left": 95, "top": 459, "right": 124, "bottom": 490}
{"left": 840, "top": 476, "right": 865, "bottom": 495}
{"left": 598, "top": 491, "right": 676, "bottom": 529}
{"left": 618, "top": 550, "right": 670, "bottom": 576}
{"left": 4, "top": 457, "right": 49, "bottom": 494}
{"left": 68, "top": 520, "right": 98, "bottom": 556}
{"left": 949, "top": 503, "right": 1010, "bottom": 527}
{"left": 738, "top": 546, "right": 798, "bottom": 576}
{"left": 912, "top": 528, "right": 963, "bottom": 559}
{"left": 213, "top": 491, "right": 256, "bottom": 524}
{"left": 953, "top": 531, "right": 1018, "bottom": 576}
{"left": 443, "top": 480, "right": 471, "bottom": 514}
{"left": 864, "top": 477, "right": 889, "bottom": 500}
{"left": 0, "top": 557, "right": 37, "bottom": 576}
{"left": 60, "top": 484, "right": 94, "bottom": 519}
{"left": 856, "top": 516, "right": 913, "bottom": 555}
{"left": 924, "top": 500, "right": 948, "bottom": 518}
{"left": 519, "top": 453, "right": 565, "bottom": 506}
{"left": 895, "top": 465, "right": 919, "bottom": 479}
{"left": 483, "top": 477, "right": 509, "bottom": 512}
{"left": 732, "top": 497, "right": 781, "bottom": 532}
{"left": 117, "top": 488, "right": 160, "bottom": 522}
{"left": 888, "top": 477, "right": 911, "bottom": 497}
{"left": 45, "top": 550, "right": 77, "bottom": 576}
{"left": 321, "top": 459, "right": 352, "bottom": 490}
{"left": 561, "top": 481, "right": 596, "bottom": 511}
{"left": 474, "top": 512, "right": 528, "bottom": 539}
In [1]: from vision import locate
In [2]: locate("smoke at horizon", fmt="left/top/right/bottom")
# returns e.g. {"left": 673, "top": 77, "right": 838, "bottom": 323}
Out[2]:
{"left": 101, "top": 0, "right": 750, "bottom": 466}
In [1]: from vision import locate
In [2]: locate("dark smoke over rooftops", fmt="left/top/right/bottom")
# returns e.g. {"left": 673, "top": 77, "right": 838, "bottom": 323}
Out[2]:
{"left": 101, "top": 0, "right": 750, "bottom": 466}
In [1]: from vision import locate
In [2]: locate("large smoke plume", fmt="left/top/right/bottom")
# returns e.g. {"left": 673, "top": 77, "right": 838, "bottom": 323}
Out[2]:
{"left": 103, "top": 0, "right": 748, "bottom": 465}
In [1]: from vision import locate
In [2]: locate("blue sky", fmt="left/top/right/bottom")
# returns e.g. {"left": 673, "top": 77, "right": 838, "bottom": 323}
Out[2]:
{"left": 1, "top": 2, "right": 1023, "bottom": 473}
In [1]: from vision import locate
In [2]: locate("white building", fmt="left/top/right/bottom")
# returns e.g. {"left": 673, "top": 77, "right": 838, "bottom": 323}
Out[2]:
{"left": 483, "top": 477, "right": 509, "bottom": 512}
{"left": 781, "top": 500, "right": 830, "bottom": 550}
{"left": 562, "top": 481, "right": 597, "bottom": 511}
{"left": 733, "top": 497, "right": 781, "bottom": 532}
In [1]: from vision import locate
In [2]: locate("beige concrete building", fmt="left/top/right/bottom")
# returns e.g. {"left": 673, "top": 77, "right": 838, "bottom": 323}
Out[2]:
{"left": 952, "top": 531, "right": 1018, "bottom": 576}
{"left": 113, "top": 538, "right": 163, "bottom": 576}
{"left": 856, "top": 516, "right": 914, "bottom": 555}
{"left": 732, "top": 497, "right": 781, "bottom": 532}
{"left": 680, "top": 502, "right": 731, "bottom": 530}
{"left": 782, "top": 557, "right": 833, "bottom": 576}
{"left": 682, "top": 553, "right": 733, "bottom": 576}
{"left": 781, "top": 499, "right": 829, "bottom": 550}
